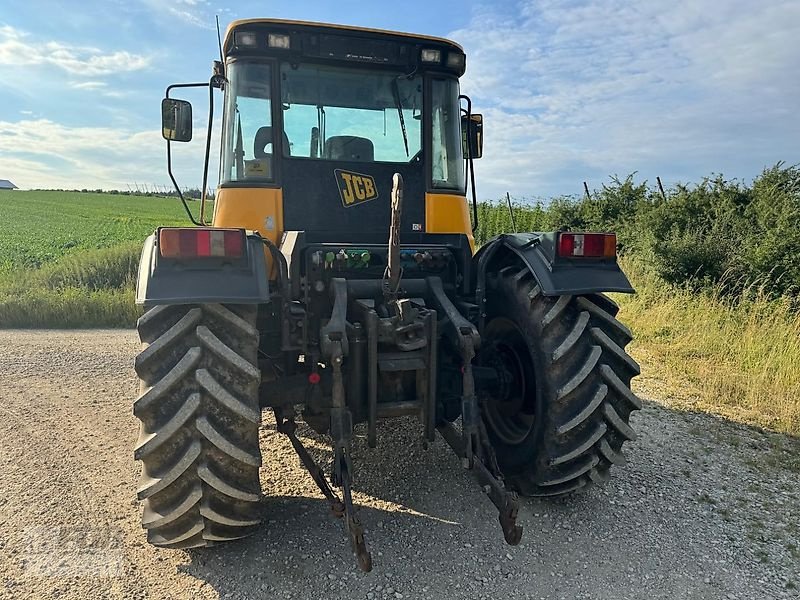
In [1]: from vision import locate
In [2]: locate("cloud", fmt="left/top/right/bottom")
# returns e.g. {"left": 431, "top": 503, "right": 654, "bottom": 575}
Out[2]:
{"left": 0, "top": 118, "right": 218, "bottom": 191}
{"left": 451, "top": 0, "right": 800, "bottom": 198}
{"left": 69, "top": 81, "right": 107, "bottom": 90}
{"left": 142, "top": 0, "right": 216, "bottom": 30}
{"left": 67, "top": 80, "right": 131, "bottom": 98}
{"left": 0, "top": 25, "right": 150, "bottom": 76}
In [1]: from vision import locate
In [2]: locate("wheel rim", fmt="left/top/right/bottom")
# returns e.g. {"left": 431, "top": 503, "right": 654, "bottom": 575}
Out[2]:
{"left": 480, "top": 317, "right": 537, "bottom": 446}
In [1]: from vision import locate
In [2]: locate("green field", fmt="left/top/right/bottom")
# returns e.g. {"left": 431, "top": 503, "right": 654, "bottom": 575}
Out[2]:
{"left": 0, "top": 190, "right": 192, "bottom": 273}
{"left": 0, "top": 191, "right": 192, "bottom": 328}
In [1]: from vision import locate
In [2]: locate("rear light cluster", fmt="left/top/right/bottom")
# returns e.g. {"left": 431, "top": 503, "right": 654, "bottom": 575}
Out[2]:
{"left": 557, "top": 233, "right": 617, "bottom": 258}
{"left": 159, "top": 228, "right": 246, "bottom": 259}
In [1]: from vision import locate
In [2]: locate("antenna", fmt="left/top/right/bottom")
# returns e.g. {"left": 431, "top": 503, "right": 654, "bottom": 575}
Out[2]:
{"left": 583, "top": 181, "right": 591, "bottom": 201}
{"left": 215, "top": 15, "right": 224, "bottom": 63}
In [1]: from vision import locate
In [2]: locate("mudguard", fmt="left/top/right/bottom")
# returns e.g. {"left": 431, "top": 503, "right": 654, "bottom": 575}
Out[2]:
{"left": 135, "top": 231, "right": 270, "bottom": 307}
{"left": 474, "top": 232, "right": 634, "bottom": 297}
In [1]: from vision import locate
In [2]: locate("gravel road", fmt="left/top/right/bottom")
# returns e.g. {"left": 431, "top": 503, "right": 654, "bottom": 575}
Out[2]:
{"left": 0, "top": 330, "right": 798, "bottom": 600}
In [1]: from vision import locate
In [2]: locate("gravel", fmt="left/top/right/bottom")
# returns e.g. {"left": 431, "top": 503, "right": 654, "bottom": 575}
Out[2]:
{"left": 0, "top": 329, "right": 797, "bottom": 599}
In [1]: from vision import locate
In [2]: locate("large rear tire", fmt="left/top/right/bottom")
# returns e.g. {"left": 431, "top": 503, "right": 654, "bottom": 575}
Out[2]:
{"left": 479, "top": 265, "right": 641, "bottom": 497}
{"left": 133, "top": 303, "right": 262, "bottom": 548}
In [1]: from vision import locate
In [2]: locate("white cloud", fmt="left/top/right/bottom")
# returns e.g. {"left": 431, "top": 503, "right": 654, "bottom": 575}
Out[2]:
{"left": 452, "top": 0, "right": 800, "bottom": 198}
{"left": 69, "top": 81, "right": 108, "bottom": 90}
{"left": 0, "top": 118, "right": 219, "bottom": 191}
{"left": 0, "top": 25, "right": 150, "bottom": 76}
{"left": 142, "top": 0, "right": 215, "bottom": 30}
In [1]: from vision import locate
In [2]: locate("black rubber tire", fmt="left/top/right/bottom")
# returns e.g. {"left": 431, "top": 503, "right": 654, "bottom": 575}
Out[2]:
{"left": 133, "top": 303, "right": 262, "bottom": 548}
{"left": 480, "top": 265, "right": 641, "bottom": 497}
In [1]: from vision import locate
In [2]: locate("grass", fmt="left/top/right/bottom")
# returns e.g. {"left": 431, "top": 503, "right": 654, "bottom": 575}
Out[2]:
{"left": 615, "top": 257, "right": 800, "bottom": 436}
{"left": 0, "top": 191, "right": 190, "bottom": 327}
{"left": 0, "top": 190, "right": 190, "bottom": 273}
{"left": 0, "top": 243, "right": 143, "bottom": 327}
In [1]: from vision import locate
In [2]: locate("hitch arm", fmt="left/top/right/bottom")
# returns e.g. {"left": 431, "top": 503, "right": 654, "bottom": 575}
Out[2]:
{"left": 427, "top": 276, "right": 523, "bottom": 546}
{"left": 438, "top": 421, "right": 523, "bottom": 545}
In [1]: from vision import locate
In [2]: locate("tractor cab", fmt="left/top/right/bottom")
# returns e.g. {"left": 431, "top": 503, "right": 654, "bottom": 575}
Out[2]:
{"left": 164, "top": 19, "right": 482, "bottom": 248}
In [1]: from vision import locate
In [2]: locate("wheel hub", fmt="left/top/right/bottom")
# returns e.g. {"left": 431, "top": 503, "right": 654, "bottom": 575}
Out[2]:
{"left": 479, "top": 317, "right": 537, "bottom": 446}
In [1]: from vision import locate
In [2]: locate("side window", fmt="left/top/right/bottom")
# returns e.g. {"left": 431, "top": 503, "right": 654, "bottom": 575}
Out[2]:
{"left": 222, "top": 63, "right": 274, "bottom": 182}
{"left": 430, "top": 79, "right": 465, "bottom": 191}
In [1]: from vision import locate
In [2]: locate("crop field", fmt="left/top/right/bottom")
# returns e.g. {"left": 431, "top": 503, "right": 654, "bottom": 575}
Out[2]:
{"left": 0, "top": 191, "right": 193, "bottom": 328}
{"left": 0, "top": 190, "right": 191, "bottom": 272}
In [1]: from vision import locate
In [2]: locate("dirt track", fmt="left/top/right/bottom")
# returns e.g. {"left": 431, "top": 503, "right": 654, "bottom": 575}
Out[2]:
{"left": 0, "top": 330, "right": 798, "bottom": 599}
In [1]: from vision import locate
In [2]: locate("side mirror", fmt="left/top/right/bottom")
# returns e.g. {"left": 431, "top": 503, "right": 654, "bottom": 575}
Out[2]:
{"left": 461, "top": 113, "right": 483, "bottom": 159}
{"left": 161, "top": 98, "right": 193, "bottom": 142}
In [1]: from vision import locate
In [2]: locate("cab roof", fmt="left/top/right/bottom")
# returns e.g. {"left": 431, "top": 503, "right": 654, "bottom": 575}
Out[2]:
{"left": 224, "top": 18, "right": 463, "bottom": 54}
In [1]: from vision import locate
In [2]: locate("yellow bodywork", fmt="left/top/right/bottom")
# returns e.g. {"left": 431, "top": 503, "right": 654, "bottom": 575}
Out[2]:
{"left": 213, "top": 187, "right": 284, "bottom": 243}
{"left": 212, "top": 187, "right": 475, "bottom": 270}
{"left": 425, "top": 193, "right": 476, "bottom": 253}
{"left": 213, "top": 187, "right": 283, "bottom": 272}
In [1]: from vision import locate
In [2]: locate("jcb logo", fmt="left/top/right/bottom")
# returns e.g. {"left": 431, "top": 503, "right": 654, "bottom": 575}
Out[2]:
{"left": 334, "top": 170, "right": 378, "bottom": 207}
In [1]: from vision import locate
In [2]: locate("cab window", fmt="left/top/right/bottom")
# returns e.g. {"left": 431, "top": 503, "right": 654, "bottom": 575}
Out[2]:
{"left": 221, "top": 62, "right": 275, "bottom": 182}
{"left": 430, "top": 78, "right": 465, "bottom": 191}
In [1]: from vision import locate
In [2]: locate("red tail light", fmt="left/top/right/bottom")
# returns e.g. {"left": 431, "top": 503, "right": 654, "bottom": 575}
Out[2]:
{"left": 557, "top": 232, "right": 616, "bottom": 258}
{"left": 159, "top": 228, "right": 246, "bottom": 258}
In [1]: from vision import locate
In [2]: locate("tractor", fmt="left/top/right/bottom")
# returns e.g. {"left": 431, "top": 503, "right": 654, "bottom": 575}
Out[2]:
{"left": 135, "top": 18, "right": 640, "bottom": 571}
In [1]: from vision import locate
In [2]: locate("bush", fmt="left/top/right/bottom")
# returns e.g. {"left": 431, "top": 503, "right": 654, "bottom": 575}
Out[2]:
{"left": 478, "top": 163, "right": 800, "bottom": 298}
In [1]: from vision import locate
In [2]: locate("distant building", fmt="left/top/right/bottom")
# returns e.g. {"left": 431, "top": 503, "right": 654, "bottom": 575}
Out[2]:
{"left": 0, "top": 179, "right": 18, "bottom": 190}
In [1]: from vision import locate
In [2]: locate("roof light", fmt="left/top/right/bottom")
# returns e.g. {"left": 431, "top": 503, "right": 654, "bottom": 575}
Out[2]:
{"left": 421, "top": 49, "right": 441, "bottom": 63}
{"left": 557, "top": 233, "right": 617, "bottom": 259}
{"left": 268, "top": 33, "right": 291, "bottom": 49}
{"left": 159, "top": 228, "right": 245, "bottom": 259}
{"left": 446, "top": 52, "right": 465, "bottom": 70}
{"left": 234, "top": 31, "right": 258, "bottom": 47}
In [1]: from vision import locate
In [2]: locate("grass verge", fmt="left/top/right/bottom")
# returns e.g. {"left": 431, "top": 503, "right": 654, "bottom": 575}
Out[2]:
{"left": 0, "top": 244, "right": 141, "bottom": 328}
{"left": 615, "top": 257, "right": 800, "bottom": 436}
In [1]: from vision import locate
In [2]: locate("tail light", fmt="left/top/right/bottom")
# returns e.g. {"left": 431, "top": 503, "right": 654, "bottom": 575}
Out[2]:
{"left": 557, "top": 232, "right": 616, "bottom": 258}
{"left": 159, "top": 228, "right": 245, "bottom": 259}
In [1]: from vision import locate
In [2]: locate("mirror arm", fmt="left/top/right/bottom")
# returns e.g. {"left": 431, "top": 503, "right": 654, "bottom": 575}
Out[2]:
{"left": 166, "top": 140, "right": 202, "bottom": 227}
{"left": 459, "top": 95, "right": 479, "bottom": 233}
{"left": 199, "top": 75, "right": 227, "bottom": 226}
{"left": 165, "top": 82, "right": 212, "bottom": 227}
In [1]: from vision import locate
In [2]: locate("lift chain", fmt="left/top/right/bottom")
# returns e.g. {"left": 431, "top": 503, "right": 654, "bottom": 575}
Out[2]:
{"left": 276, "top": 410, "right": 373, "bottom": 571}
{"left": 275, "top": 416, "right": 344, "bottom": 518}
{"left": 339, "top": 450, "right": 372, "bottom": 572}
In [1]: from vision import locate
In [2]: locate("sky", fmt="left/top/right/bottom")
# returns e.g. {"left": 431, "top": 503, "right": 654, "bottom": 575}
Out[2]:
{"left": 0, "top": 0, "right": 798, "bottom": 200}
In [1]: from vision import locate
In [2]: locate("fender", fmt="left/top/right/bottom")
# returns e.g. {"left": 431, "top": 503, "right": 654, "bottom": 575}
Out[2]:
{"left": 135, "top": 231, "right": 270, "bottom": 307}
{"left": 474, "top": 232, "right": 634, "bottom": 299}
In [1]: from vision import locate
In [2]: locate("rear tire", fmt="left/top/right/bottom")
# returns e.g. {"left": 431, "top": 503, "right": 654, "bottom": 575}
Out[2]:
{"left": 133, "top": 303, "right": 262, "bottom": 548}
{"left": 479, "top": 266, "right": 641, "bottom": 497}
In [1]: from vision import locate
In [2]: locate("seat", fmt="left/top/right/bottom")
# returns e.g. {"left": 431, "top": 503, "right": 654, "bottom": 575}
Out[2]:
{"left": 324, "top": 136, "right": 374, "bottom": 162}
{"left": 254, "top": 126, "right": 291, "bottom": 158}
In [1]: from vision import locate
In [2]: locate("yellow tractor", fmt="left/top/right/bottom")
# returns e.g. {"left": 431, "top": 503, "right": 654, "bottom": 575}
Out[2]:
{"left": 135, "top": 19, "right": 640, "bottom": 571}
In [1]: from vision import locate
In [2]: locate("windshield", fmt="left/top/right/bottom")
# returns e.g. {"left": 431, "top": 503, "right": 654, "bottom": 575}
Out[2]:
{"left": 280, "top": 63, "right": 422, "bottom": 163}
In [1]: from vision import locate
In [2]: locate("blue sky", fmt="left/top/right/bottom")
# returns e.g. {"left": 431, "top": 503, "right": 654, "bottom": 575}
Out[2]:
{"left": 1, "top": 0, "right": 798, "bottom": 200}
